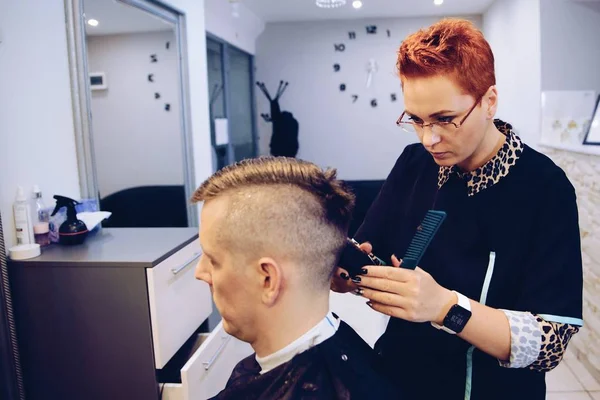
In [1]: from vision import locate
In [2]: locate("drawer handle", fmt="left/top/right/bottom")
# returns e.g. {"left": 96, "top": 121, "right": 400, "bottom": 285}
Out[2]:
{"left": 171, "top": 252, "right": 201, "bottom": 275}
{"left": 203, "top": 336, "right": 231, "bottom": 370}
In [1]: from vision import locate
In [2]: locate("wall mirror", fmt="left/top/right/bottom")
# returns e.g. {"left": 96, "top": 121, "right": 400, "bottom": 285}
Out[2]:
{"left": 66, "top": 0, "right": 197, "bottom": 227}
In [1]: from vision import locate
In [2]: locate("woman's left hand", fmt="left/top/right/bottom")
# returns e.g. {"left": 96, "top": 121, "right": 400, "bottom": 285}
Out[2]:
{"left": 355, "top": 255, "right": 456, "bottom": 324}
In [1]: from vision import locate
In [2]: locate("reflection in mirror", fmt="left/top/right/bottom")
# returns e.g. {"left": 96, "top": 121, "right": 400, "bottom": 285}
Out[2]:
{"left": 82, "top": 0, "right": 190, "bottom": 228}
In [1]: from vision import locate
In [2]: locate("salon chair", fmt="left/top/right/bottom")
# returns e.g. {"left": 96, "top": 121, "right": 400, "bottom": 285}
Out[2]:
{"left": 100, "top": 185, "right": 188, "bottom": 228}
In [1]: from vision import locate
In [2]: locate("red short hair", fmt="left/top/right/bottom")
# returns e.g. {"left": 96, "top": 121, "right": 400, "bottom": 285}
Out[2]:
{"left": 397, "top": 18, "right": 495, "bottom": 99}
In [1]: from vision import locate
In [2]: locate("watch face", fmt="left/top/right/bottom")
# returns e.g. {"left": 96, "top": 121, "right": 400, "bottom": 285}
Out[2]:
{"left": 444, "top": 304, "right": 472, "bottom": 333}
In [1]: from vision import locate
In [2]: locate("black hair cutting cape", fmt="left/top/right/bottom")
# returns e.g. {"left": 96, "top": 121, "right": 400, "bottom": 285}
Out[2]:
{"left": 209, "top": 319, "right": 399, "bottom": 400}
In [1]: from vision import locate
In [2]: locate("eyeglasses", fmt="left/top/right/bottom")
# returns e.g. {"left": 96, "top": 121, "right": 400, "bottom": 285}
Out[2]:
{"left": 396, "top": 97, "right": 482, "bottom": 134}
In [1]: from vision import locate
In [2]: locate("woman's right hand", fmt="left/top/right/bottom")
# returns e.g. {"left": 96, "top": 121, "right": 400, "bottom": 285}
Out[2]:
{"left": 330, "top": 242, "right": 373, "bottom": 293}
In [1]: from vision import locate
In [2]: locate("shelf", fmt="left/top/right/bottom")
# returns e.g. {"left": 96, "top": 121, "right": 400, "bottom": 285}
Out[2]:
{"left": 538, "top": 141, "right": 600, "bottom": 157}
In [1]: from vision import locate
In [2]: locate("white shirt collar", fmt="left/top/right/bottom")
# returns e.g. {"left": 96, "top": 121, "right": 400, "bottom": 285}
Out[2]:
{"left": 255, "top": 311, "right": 340, "bottom": 374}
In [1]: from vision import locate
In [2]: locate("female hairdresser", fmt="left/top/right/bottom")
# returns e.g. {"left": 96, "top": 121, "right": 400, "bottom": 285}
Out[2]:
{"left": 332, "top": 18, "right": 583, "bottom": 400}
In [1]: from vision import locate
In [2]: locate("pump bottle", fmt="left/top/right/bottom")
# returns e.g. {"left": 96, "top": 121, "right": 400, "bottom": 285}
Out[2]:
{"left": 32, "top": 185, "right": 50, "bottom": 247}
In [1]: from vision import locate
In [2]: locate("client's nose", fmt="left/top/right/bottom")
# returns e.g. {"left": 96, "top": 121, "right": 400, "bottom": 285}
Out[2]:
{"left": 194, "top": 255, "right": 213, "bottom": 285}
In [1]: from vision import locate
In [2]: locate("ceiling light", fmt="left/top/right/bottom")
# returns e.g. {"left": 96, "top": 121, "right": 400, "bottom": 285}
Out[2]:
{"left": 434, "top": 0, "right": 444, "bottom": 5}
{"left": 352, "top": 0, "right": 362, "bottom": 9}
{"left": 231, "top": 3, "right": 240, "bottom": 17}
{"left": 229, "top": 0, "right": 240, "bottom": 17}
{"left": 316, "top": 0, "right": 346, "bottom": 8}
{"left": 87, "top": 19, "right": 99, "bottom": 27}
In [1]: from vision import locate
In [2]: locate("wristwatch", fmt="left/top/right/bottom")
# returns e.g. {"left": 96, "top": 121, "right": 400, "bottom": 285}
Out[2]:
{"left": 431, "top": 291, "right": 472, "bottom": 334}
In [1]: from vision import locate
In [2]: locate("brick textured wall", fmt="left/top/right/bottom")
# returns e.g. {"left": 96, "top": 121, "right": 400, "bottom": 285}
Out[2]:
{"left": 542, "top": 147, "right": 600, "bottom": 381}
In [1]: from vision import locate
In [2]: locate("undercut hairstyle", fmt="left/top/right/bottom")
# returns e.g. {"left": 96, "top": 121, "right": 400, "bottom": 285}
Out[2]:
{"left": 397, "top": 18, "right": 495, "bottom": 100}
{"left": 192, "top": 157, "right": 355, "bottom": 289}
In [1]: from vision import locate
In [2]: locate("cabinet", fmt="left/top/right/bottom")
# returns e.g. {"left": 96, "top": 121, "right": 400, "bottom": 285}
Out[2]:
{"left": 9, "top": 228, "right": 252, "bottom": 400}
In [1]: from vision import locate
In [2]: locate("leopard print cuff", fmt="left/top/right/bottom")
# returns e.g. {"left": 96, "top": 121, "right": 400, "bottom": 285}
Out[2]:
{"left": 497, "top": 311, "right": 580, "bottom": 371}
{"left": 498, "top": 310, "right": 541, "bottom": 369}
{"left": 528, "top": 315, "right": 579, "bottom": 372}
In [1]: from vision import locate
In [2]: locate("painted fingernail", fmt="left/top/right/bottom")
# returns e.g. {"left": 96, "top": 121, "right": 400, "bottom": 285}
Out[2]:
{"left": 351, "top": 276, "right": 361, "bottom": 283}
{"left": 340, "top": 272, "right": 349, "bottom": 280}
{"left": 366, "top": 301, "right": 373, "bottom": 307}
{"left": 392, "top": 254, "right": 403, "bottom": 267}
{"left": 360, "top": 268, "right": 368, "bottom": 275}
{"left": 354, "top": 288, "right": 364, "bottom": 296}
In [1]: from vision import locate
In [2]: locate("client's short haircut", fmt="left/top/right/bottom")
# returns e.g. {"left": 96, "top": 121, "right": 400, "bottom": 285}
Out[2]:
{"left": 192, "top": 157, "right": 355, "bottom": 289}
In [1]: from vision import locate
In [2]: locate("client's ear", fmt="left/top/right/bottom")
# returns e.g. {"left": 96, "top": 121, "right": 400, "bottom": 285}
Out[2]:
{"left": 257, "top": 257, "right": 283, "bottom": 306}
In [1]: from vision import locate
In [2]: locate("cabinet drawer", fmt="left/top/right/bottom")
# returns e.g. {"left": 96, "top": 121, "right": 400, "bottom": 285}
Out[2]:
{"left": 147, "top": 240, "right": 212, "bottom": 368}
{"left": 162, "top": 322, "right": 254, "bottom": 400}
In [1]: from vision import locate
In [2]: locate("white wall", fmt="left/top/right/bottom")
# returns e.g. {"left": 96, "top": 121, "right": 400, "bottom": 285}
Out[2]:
{"left": 203, "top": 0, "right": 265, "bottom": 54}
{"left": 540, "top": 0, "right": 600, "bottom": 91}
{"left": 0, "top": 0, "right": 81, "bottom": 249}
{"left": 482, "top": 0, "right": 542, "bottom": 146}
{"left": 255, "top": 16, "right": 481, "bottom": 180}
{"left": 87, "top": 31, "right": 184, "bottom": 197}
{"left": 162, "top": 0, "right": 212, "bottom": 210}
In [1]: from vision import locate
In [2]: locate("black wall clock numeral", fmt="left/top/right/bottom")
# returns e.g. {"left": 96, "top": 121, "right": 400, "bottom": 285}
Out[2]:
{"left": 334, "top": 63, "right": 340, "bottom": 72}
{"left": 334, "top": 43, "right": 346, "bottom": 52}
{"left": 166, "top": 41, "right": 170, "bottom": 49}
{"left": 391, "top": 93, "right": 397, "bottom": 102}
{"left": 371, "top": 99, "right": 378, "bottom": 107}
{"left": 340, "top": 83, "right": 346, "bottom": 92}
{"left": 387, "top": 29, "right": 391, "bottom": 37}
{"left": 352, "top": 95, "right": 359, "bottom": 103}
{"left": 148, "top": 74, "right": 154, "bottom": 82}
{"left": 349, "top": 31, "right": 356, "bottom": 40}
{"left": 150, "top": 54, "right": 157, "bottom": 63}
{"left": 155, "top": 92, "right": 161, "bottom": 99}
{"left": 165, "top": 103, "right": 171, "bottom": 111}
{"left": 366, "top": 25, "right": 377, "bottom": 34}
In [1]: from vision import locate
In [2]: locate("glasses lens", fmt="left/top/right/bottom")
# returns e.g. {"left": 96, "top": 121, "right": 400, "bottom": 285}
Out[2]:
{"left": 435, "top": 122, "right": 457, "bottom": 133}
{"left": 398, "top": 123, "right": 417, "bottom": 134}
{"left": 430, "top": 123, "right": 444, "bottom": 134}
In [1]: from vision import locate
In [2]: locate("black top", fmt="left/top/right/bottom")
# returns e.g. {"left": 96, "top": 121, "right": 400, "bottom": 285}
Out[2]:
{"left": 355, "top": 123, "right": 583, "bottom": 400}
{"left": 210, "top": 320, "right": 399, "bottom": 400}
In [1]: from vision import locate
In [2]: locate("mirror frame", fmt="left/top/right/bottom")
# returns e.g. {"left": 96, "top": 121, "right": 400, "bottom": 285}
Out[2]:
{"left": 64, "top": 0, "right": 198, "bottom": 227}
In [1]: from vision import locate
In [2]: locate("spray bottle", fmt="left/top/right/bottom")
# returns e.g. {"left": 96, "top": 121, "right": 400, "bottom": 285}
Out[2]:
{"left": 51, "top": 195, "right": 89, "bottom": 245}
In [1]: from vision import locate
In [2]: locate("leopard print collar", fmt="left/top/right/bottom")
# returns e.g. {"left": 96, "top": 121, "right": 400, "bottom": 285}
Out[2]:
{"left": 437, "top": 119, "right": 524, "bottom": 196}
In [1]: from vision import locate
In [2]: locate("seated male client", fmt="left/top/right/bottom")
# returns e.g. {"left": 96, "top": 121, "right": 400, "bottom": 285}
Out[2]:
{"left": 192, "top": 157, "right": 398, "bottom": 400}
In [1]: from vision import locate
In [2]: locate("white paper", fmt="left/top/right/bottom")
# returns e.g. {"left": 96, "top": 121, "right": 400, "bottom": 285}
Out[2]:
{"left": 214, "top": 118, "right": 229, "bottom": 146}
{"left": 77, "top": 211, "right": 112, "bottom": 231}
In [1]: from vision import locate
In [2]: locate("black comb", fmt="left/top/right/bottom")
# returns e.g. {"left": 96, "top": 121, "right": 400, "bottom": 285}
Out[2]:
{"left": 401, "top": 210, "right": 446, "bottom": 269}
